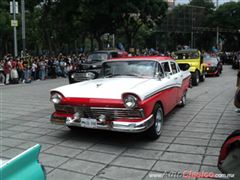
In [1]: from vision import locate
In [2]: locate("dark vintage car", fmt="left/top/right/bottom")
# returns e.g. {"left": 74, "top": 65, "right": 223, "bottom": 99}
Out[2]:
{"left": 68, "top": 49, "right": 128, "bottom": 84}
{"left": 203, "top": 56, "right": 222, "bottom": 76}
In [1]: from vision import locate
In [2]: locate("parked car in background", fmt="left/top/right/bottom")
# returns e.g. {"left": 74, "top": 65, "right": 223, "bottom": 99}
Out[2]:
{"left": 174, "top": 49, "right": 206, "bottom": 86}
{"left": 203, "top": 56, "right": 222, "bottom": 76}
{"left": 50, "top": 56, "right": 191, "bottom": 139}
{"left": 0, "top": 144, "right": 46, "bottom": 180}
{"left": 68, "top": 49, "right": 128, "bottom": 84}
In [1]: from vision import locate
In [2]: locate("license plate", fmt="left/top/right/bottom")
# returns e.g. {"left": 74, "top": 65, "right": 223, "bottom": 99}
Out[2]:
{"left": 80, "top": 118, "right": 97, "bottom": 128}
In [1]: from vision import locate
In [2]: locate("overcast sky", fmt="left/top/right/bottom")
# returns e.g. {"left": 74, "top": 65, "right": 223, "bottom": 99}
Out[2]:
{"left": 175, "top": 0, "right": 238, "bottom": 5}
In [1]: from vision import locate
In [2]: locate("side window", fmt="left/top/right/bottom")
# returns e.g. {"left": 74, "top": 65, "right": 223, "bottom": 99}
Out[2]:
{"left": 162, "top": 62, "right": 171, "bottom": 73}
{"left": 170, "top": 62, "right": 178, "bottom": 74}
{"left": 175, "top": 63, "right": 180, "bottom": 72}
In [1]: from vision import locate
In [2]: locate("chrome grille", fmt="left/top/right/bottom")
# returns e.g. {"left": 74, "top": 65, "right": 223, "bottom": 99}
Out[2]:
{"left": 55, "top": 105, "right": 144, "bottom": 119}
{"left": 74, "top": 73, "right": 89, "bottom": 81}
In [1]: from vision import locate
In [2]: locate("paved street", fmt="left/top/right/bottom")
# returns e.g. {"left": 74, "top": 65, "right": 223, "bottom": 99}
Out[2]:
{"left": 0, "top": 65, "right": 239, "bottom": 180}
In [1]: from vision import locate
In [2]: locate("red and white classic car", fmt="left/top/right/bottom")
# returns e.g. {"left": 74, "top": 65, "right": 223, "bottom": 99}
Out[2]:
{"left": 50, "top": 56, "right": 191, "bottom": 139}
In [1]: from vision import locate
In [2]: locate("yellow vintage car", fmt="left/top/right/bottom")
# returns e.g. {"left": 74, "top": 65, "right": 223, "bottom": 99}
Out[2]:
{"left": 174, "top": 49, "right": 206, "bottom": 86}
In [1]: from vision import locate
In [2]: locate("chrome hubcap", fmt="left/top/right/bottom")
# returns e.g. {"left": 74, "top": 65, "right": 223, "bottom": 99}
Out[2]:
{"left": 155, "top": 109, "right": 162, "bottom": 135}
{"left": 196, "top": 73, "right": 199, "bottom": 83}
{"left": 182, "top": 94, "right": 186, "bottom": 105}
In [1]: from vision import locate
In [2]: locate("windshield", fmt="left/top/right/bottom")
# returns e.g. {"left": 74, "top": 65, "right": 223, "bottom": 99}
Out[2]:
{"left": 203, "top": 58, "right": 218, "bottom": 64}
{"left": 101, "top": 60, "right": 157, "bottom": 78}
{"left": 87, "top": 53, "right": 108, "bottom": 61}
{"left": 174, "top": 51, "right": 199, "bottom": 60}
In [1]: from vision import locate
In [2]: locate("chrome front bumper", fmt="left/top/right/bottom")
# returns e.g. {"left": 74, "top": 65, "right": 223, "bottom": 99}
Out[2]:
{"left": 65, "top": 114, "right": 154, "bottom": 133}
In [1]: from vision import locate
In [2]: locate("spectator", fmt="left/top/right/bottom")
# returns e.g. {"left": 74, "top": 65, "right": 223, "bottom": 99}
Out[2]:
{"left": 59, "top": 58, "right": 67, "bottom": 77}
{"left": 31, "top": 60, "right": 38, "bottom": 80}
{"left": 17, "top": 59, "right": 24, "bottom": 82}
{"left": 3, "top": 59, "right": 11, "bottom": 85}
{"left": 39, "top": 59, "right": 46, "bottom": 80}
{"left": 10, "top": 66, "right": 19, "bottom": 84}
{"left": 23, "top": 59, "right": 31, "bottom": 83}
{"left": 0, "top": 60, "right": 5, "bottom": 85}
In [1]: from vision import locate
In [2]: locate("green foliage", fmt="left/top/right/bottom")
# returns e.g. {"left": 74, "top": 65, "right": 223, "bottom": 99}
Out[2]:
{"left": 189, "top": 0, "right": 215, "bottom": 12}
{"left": 0, "top": 0, "right": 14, "bottom": 56}
{"left": 113, "top": 0, "right": 168, "bottom": 48}
{"left": 212, "top": 2, "right": 240, "bottom": 50}
{"left": 1, "top": 0, "right": 240, "bottom": 56}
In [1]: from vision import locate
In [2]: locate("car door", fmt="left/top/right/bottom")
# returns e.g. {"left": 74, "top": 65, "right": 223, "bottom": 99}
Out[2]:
{"left": 161, "top": 61, "right": 178, "bottom": 112}
{"left": 170, "top": 61, "right": 182, "bottom": 104}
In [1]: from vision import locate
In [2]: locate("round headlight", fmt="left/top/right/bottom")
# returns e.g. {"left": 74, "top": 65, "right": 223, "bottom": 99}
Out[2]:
{"left": 123, "top": 95, "right": 137, "bottom": 109}
{"left": 71, "top": 73, "right": 75, "bottom": 79}
{"left": 50, "top": 93, "right": 63, "bottom": 104}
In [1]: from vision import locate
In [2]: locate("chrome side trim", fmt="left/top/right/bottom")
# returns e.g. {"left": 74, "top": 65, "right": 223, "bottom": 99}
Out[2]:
{"left": 143, "top": 84, "right": 180, "bottom": 100}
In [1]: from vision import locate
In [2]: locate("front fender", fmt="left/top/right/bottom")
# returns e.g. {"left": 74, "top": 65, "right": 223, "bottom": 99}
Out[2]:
{"left": 189, "top": 66, "right": 197, "bottom": 72}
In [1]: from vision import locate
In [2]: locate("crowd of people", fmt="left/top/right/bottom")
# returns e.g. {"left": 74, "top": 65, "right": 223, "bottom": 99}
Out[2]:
{"left": 0, "top": 53, "right": 86, "bottom": 85}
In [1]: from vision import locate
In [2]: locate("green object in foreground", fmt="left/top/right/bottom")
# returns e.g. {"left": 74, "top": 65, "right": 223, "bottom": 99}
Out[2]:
{"left": 0, "top": 144, "right": 45, "bottom": 180}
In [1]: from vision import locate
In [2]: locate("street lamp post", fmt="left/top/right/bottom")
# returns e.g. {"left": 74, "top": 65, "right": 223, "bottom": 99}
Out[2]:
{"left": 191, "top": 6, "right": 194, "bottom": 48}
{"left": 21, "top": 0, "right": 26, "bottom": 57}
{"left": 12, "top": 0, "right": 18, "bottom": 57}
{"left": 216, "top": 0, "right": 219, "bottom": 49}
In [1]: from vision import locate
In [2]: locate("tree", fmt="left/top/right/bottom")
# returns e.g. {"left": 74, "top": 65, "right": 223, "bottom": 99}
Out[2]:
{"left": 189, "top": 0, "right": 215, "bottom": 13}
{"left": 0, "top": 0, "right": 14, "bottom": 56}
{"left": 211, "top": 2, "right": 240, "bottom": 50}
{"left": 113, "top": 0, "right": 168, "bottom": 49}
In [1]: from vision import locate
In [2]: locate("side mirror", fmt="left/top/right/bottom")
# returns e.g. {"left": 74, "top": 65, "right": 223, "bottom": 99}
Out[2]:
{"left": 178, "top": 64, "right": 190, "bottom": 71}
{"left": 155, "top": 72, "right": 162, "bottom": 80}
{"left": 218, "top": 130, "right": 240, "bottom": 179}
{"left": 165, "top": 72, "right": 172, "bottom": 78}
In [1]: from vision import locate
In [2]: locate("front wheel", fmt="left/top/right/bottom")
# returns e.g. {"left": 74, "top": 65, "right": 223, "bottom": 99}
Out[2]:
{"left": 199, "top": 70, "right": 205, "bottom": 82}
{"left": 178, "top": 92, "right": 187, "bottom": 107}
{"left": 146, "top": 104, "right": 164, "bottom": 140}
{"left": 191, "top": 71, "right": 200, "bottom": 86}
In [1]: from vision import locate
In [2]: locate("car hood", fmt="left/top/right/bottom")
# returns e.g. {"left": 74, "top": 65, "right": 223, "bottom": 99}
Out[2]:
{"left": 51, "top": 77, "right": 160, "bottom": 100}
